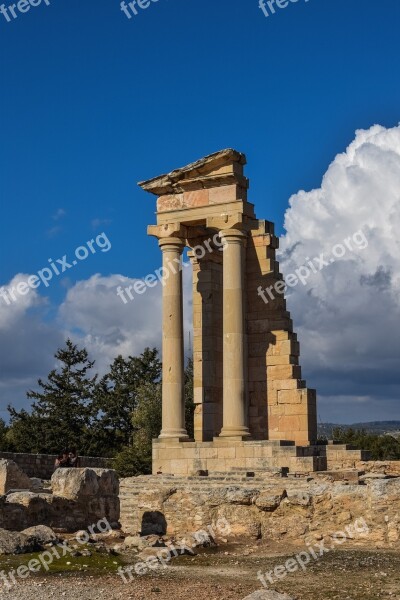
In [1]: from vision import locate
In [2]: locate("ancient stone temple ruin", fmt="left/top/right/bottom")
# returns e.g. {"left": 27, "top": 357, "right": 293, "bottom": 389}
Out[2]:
{"left": 139, "top": 150, "right": 364, "bottom": 476}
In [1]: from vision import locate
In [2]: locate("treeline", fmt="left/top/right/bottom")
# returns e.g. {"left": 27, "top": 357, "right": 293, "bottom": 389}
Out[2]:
{"left": 2, "top": 341, "right": 398, "bottom": 475}
{"left": 326, "top": 427, "right": 400, "bottom": 461}
{"left": 0, "top": 340, "right": 195, "bottom": 476}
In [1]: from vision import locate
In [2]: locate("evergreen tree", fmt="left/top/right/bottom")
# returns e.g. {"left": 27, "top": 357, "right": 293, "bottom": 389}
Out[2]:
{"left": 184, "top": 357, "right": 195, "bottom": 439}
{"left": 6, "top": 343, "right": 195, "bottom": 469}
{"left": 332, "top": 427, "right": 400, "bottom": 460}
{"left": 89, "top": 348, "right": 161, "bottom": 456}
{"left": 112, "top": 358, "right": 194, "bottom": 477}
{"left": 0, "top": 418, "right": 9, "bottom": 451}
{"left": 8, "top": 339, "right": 97, "bottom": 454}
{"left": 112, "top": 381, "right": 162, "bottom": 476}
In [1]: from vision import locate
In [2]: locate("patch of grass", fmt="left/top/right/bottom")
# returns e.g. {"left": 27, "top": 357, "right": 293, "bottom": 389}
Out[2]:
{"left": 0, "top": 544, "right": 125, "bottom": 577}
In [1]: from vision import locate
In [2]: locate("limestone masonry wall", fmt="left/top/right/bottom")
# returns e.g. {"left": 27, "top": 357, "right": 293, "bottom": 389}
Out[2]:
{"left": 119, "top": 470, "right": 400, "bottom": 547}
{"left": 151, "top": 440, "right": 371, "bottom": 476}
{"left": 0, "top": 452, "right": 111, "bottom": 480}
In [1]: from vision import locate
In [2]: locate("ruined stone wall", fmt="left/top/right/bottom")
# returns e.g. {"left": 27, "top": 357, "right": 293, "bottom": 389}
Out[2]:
{"left": 355, "top": 461, "right": 400, "bottom": 476}
{"left": 246, "top": 219, "right": 317, "bottom": 445}
{"left": 119, "top": 472, "right": 400, "bottom": 548}
{"left": 0, "top": 452, "right": 111, "bottom": 480}
{"left": 0, "top": 466, "right": 119, "bottom": 532}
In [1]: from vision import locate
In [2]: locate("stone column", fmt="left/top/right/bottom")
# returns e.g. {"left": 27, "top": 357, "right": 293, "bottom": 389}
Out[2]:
{"left": 219, "top": 229, "right": 250, "bottom": 438}
{"left": 158, "top": 237, "right": 188, "bottom": 439}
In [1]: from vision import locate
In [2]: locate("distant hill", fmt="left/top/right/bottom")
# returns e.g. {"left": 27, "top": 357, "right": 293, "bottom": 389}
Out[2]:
{"left": 318, "top": 421, "right": 400, "bottom": 438}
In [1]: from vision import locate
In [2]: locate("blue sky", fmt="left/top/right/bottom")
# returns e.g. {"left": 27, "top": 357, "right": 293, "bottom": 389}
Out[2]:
{"left": 1, "top": 0, "right": 400, "bottom": 423}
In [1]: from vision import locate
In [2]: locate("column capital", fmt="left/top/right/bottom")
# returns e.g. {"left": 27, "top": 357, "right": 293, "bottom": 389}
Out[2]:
{"left": 158, "top": 237, "right": 185, "bottom": 252}
{"left": 148, "top": 222, "right": 187, "bottom": 241}
{"left": 219, "top": 228, "right": 247, "bottom": 243}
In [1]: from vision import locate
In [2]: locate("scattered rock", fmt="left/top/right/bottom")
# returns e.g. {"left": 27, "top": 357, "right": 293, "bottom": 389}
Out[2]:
{"left": 0, "top": 528, "right": 40, "bottom": 555}
{"left": 50, "top": 467, "right": 120, "bottom": 526}
{"left": 51, "top": 467, "right": 119, "bottom": 502}
{"left": 123, "top": 535, "right": 142, "bottom": 548}
{"left": 286, "top": 490, "right": 311, "bottom": 506}
{"left": 21, "top": 524, "right": 59, "bottom": 545}
{"left": 0, "top": 459, "right": 32, "bottom": 494}
{"left": 255, "top": 490, "right": 286, "bottom": 511}
{"left": 226, "top": 488, "right": 257, "bottom": 505}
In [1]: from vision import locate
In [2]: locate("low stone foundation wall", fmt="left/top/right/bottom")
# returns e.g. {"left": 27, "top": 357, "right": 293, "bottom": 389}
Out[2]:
{"left": 152, "top": 439, "right": 370, "bottom": 475}
{"left": 0, "top": 452, "right": 111, "bottom": 480}
{"left": 120, "top": 468, "right": 400, "bottom": 547}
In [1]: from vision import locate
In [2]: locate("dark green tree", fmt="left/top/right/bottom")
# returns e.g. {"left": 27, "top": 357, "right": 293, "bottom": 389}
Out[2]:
{"left": 184, "top": 357, "right": 195, "bottom": 439}
{"left": 90, "top": 348, "right": 161, "bottom": 456}
{"left": 8, "top": 339, "right": 97, "bottom": 454}
{"left": 113, "top": 381, "right": 162, "bottom": 476}
{"left": 332, "top": 427, "right": 400, "bottom": 460}
{"left": 112, "top": 358, "right": 194, "bottom": 477}
{"left": 4, "top": 410, "right": 42, "bottom": 452}
{"left": 0, "top": 418, "right": 9, "bottom": 451}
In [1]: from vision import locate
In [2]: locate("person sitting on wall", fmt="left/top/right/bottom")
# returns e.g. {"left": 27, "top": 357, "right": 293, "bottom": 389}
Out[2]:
{"left": 68, "top": 448, "right": 79, "bottom": 468}
{"left": 54, "top": 449, "right": 69, "bottom": 470}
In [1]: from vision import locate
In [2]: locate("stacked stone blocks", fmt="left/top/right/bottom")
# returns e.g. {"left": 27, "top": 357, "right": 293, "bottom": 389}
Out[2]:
{"left": 140, "top": 149, "right": 363, "bottom": 476}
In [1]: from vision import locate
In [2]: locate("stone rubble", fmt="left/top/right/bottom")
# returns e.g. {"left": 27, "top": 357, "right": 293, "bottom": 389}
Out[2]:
{"left": 0, "top": 460, "right": 120, "bottom": 532}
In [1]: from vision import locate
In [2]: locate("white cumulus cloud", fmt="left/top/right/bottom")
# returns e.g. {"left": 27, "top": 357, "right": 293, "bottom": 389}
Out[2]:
{"left": 279, "top": 124, "right": 400, "bottom": 422}
{"left": 59, "top": 269, "right": 193, "bottom": 374}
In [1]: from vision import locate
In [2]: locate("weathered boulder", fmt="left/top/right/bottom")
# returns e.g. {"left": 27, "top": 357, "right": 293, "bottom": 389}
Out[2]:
{"left": 3, "top": 491, "right": 51, "bottom": 530}
{"left": 0, "top": 528, "right": 39, "bottom": 555}
{"left": 0, "top": 459, "right": 32, "bottom": 494}
{"left": 123, "top": 535, "right": 143, "bottom": 548}
{"left": 225, "top": 487, "right": 258, "bottom": 505}
{"left": 5, "top": 491, "right": 49, "bottom": 508}
{"left": 255, "top": 490, "right": 286, "bottom": 511}
{"left": 51, "top": 468, "right": 99, "bottom": 499}
{"left": 51, "top": 468, "right": 119, "bottom": 500}
{"left": 50, "top": 468, "right": 120, "bottom": 528}
{"left": 286, "top": 490, "right": 311, "bottom": 506}
{"left": 21, "top": 525, "right": 59, "bottom": 546}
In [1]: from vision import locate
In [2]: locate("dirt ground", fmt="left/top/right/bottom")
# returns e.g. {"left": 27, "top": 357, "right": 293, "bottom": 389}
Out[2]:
{"left": 1, "top": 542, "right": 400, "bottom": 599}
